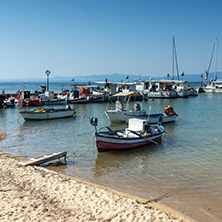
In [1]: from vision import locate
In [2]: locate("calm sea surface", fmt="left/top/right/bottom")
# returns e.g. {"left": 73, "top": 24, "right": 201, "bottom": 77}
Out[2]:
{"left": 0, "top": 82, "right": 221, "bottom": 222}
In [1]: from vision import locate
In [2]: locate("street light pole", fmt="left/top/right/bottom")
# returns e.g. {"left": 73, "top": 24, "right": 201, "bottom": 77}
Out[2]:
{"left": 45, "top": 70, "right": 51, "bottom": 91}
{"left": 201, "top": 74, "right": 203, "bottom": 86}
{"left": 167, "top": 73, "right": 170, "bottom": 80}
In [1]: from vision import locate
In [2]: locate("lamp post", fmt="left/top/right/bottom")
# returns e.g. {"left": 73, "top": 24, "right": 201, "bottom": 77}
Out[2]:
{"left": 201, "top": 74, "right": 203, "bottom": 86}
{"left": 167, "top": 73, "right": 170, "bottom": 80}
{"left": 45, "top": 70, "right": 51, "bottom": 91}
{"left": 181, "top": 72, "right": 184, "bottom": 81}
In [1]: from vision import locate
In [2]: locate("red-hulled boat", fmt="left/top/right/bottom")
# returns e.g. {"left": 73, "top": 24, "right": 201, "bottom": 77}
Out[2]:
{"left": 16, "top": 91, "right": 41, "bottom": 106}
{"left": 91, "top": 118, "right": 165, "bottom": 152}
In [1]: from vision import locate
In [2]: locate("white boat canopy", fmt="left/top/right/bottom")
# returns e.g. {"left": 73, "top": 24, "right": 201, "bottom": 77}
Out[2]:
{"left": 144, "top": 79, "right": 188, "bottom": 84}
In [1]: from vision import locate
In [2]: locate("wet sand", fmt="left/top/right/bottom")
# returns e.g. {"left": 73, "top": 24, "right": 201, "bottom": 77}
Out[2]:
{"left": 0, "top": 151, "right": 195, "bottom": 222}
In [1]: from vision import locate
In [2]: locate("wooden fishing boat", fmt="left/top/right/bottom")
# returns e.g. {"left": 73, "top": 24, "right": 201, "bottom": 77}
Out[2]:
{"left": 91, "top": 118, "right": 165, "bottom": 152}
{"left": 16, "top": 90, "right": 41, "bottom": 106}
{"left": 125, "top": 112, "right": 176, "bottom": 124}
{"left": 3, "top": 96, "right": 19, "bottom": 108}
{"left": 17, "top": 98, "right": 41, "bottom": 106}
{"left": 125, "top": 105, "right": 178, "bottom": 124}
{"left": 105, "top": 98, "right": 146, "bottom": 123}
{"left": 68, "top": 96, "right": 89, "bottom": 104}
{"left": 20, "top": 106, "right": 76, "bottom": 120}
{"left": 39, "top": 91, "right": 68, "bottom": 105}
{"left": 41, "top": 98, "right": 68, "bottom": 105}
{"left": 88, "top": 95, "right": 105, "bottom": 103}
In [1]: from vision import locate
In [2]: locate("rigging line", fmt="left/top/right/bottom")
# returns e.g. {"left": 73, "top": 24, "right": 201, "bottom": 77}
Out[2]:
{"left": 174, "top": 39, "right": 180, "bottom": 80}
{"left": 76, "top": 130, "right": 94, "bottom": 137}
{"left": 72, "top": 138, "right": 95, "bottom": 158}
{"left": 106, "top": 96, "right": 110, "bottom": 110}
{"left": 208, "top": 40, "right": 216, "bottom": 73}
{"left": 214, "top": 38, "right": 218, "bottom": 80}
{"left": 172, "top": 36, "right": 175, "bottom": 80}
{"left": 106, "top": 96, "right": 114, "bottom": 110}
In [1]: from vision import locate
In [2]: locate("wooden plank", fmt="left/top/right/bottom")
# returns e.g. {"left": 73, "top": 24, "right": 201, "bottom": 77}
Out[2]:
{"left": 18, "top": 151, "right": 67, "bottom": 166}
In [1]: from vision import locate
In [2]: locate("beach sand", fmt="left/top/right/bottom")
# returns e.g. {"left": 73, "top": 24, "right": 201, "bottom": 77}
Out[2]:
{"left": 0, "top": 151, "right": 195, "bottom": 222}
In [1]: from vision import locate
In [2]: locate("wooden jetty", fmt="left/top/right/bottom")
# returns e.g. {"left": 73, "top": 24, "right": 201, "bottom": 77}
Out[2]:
{"left": 18, "top": 151, "right": 67, "bottom": 166}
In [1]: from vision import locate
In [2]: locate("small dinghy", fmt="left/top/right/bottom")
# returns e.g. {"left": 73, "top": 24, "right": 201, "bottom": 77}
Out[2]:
{"left": 20, "top": 105, "right": 76, "bottom": 120}
{"left": 90, "top": 117, "right": 165, "bottom": 152}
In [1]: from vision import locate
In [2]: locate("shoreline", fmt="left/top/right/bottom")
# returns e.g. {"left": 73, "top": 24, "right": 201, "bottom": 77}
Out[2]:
{"left": 0, "top": 151, "right": 195, "bottom": 221}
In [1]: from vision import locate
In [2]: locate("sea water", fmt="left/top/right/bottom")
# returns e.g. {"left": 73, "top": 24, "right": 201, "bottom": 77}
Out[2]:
{"left": 0, "top": 86, "right": 221, "bottom": 221}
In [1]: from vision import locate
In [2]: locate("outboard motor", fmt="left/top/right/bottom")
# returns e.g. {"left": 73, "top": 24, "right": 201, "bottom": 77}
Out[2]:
{"left": 164, "top": 105, "right": 178, "bottom": 116}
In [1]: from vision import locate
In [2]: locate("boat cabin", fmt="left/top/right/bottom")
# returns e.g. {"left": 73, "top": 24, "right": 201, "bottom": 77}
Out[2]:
{"left": 116, "top": 83, "right": 136, "bottom": 93}
{"left": 39, "top": 91, "right": 55, "bottom": 100}
{"left": 19, "top": 90, "right": 31, "bottom": 100}
{"left": 122, "top": 118, "right": 151, "bottom": 138}
{"left": 95, "top": 81, "right": 117, "bottom": 95}
{"left": 148, "top": 80, "right": 176, "bottom": 92}
{"left": 135, "top": 81, "right": 149, "bottom": 93}
{"left": 128, "top": 118, "right": 149, "bottom": 131}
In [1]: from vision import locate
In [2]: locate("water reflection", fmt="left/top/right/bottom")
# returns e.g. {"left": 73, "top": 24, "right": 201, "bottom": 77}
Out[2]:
{"left": 93, "top": 138, "right": 163, "bottom": 179}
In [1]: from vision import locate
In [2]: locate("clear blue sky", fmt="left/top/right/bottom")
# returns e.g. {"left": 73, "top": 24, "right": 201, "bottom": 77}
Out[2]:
{"left": 1, "top": 0, "right": 222, "bottom": 79}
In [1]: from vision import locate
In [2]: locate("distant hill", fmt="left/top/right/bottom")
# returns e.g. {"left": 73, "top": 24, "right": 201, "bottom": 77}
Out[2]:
{"left": 51, "top": 73, "right": 153, "bottom": 83}
{"left": 1, "top": 72, "right": 222, "bottom": 83}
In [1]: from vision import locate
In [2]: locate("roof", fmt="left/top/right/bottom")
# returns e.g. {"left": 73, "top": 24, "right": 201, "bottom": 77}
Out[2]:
{"left": 95, "top": 81, "right": 136, "bottom": 85}
{"left": 95, "top": 81, "right": 118, "bottom": 85}
{"left": 144, "top": 79, "right": 188, "bottom": 84}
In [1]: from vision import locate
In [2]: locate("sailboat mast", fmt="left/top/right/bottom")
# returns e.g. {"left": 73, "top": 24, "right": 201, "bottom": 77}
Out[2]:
{"left": 172, "top": 36, "right": 175, "bottom": 80}
{"left": 205, "top": 40, "right": 216, "bottom": 84}
{"left": 174, "top": 38, "right": 180, "bottom": 80}
{"left": 214, "top": 38, "right": 218, "bottom": 80}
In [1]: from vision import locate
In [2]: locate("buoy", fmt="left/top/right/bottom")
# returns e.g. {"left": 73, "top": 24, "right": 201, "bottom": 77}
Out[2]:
{"left": 151, "top": 98, "right": 154, "bottom": 101}
{"left": 81, "top": 115, "right": 84, "bottom": 118}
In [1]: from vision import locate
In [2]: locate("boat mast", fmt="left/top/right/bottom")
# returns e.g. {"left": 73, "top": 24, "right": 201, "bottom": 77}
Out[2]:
{"left": 174, "top": 38, "right": 180, "bottom": 80}
{"left": 205, "top": 40, "right": 216, "bottom": 84}
{"left": 214, "top": 38, "right": 218, "bottom": 80}
{"left": 172, "top": 36, "right": 174, "bottom": 80}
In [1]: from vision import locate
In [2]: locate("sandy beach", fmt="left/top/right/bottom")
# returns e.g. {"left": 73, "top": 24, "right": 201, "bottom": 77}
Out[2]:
{"left": 0, "top": 150, "right": 195, "bottom": 222}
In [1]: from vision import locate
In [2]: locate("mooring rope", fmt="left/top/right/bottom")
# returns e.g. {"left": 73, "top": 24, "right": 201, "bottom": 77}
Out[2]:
{"left": 66, "top": 136, "right": 96, "bottom": 159}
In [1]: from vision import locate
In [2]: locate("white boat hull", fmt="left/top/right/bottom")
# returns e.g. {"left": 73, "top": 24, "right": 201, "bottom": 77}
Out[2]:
{"left": 68, "top": 96, "right": 88, "bottom": 104}
{"left": 20, "top": 109, "right": 75, "bottom": 120}
{"left": 177, "top": 91, "right": 188, "bottom": 98}
{"left": 148, "top": 91, "right": 178, "bottom": 98}
{"left": 125, "top": 113, "right": 176, "bottom": 124}
{"left": 105, "top": 110, "right": 146, "bottom": 122}
{"left": 188, "top": 89, "right": 198, "bottom": 96}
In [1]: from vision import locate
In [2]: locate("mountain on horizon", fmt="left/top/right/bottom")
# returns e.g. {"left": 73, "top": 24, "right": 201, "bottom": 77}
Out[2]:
{"left": 0, "top": 72, "right": 222, "bottom": 83}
